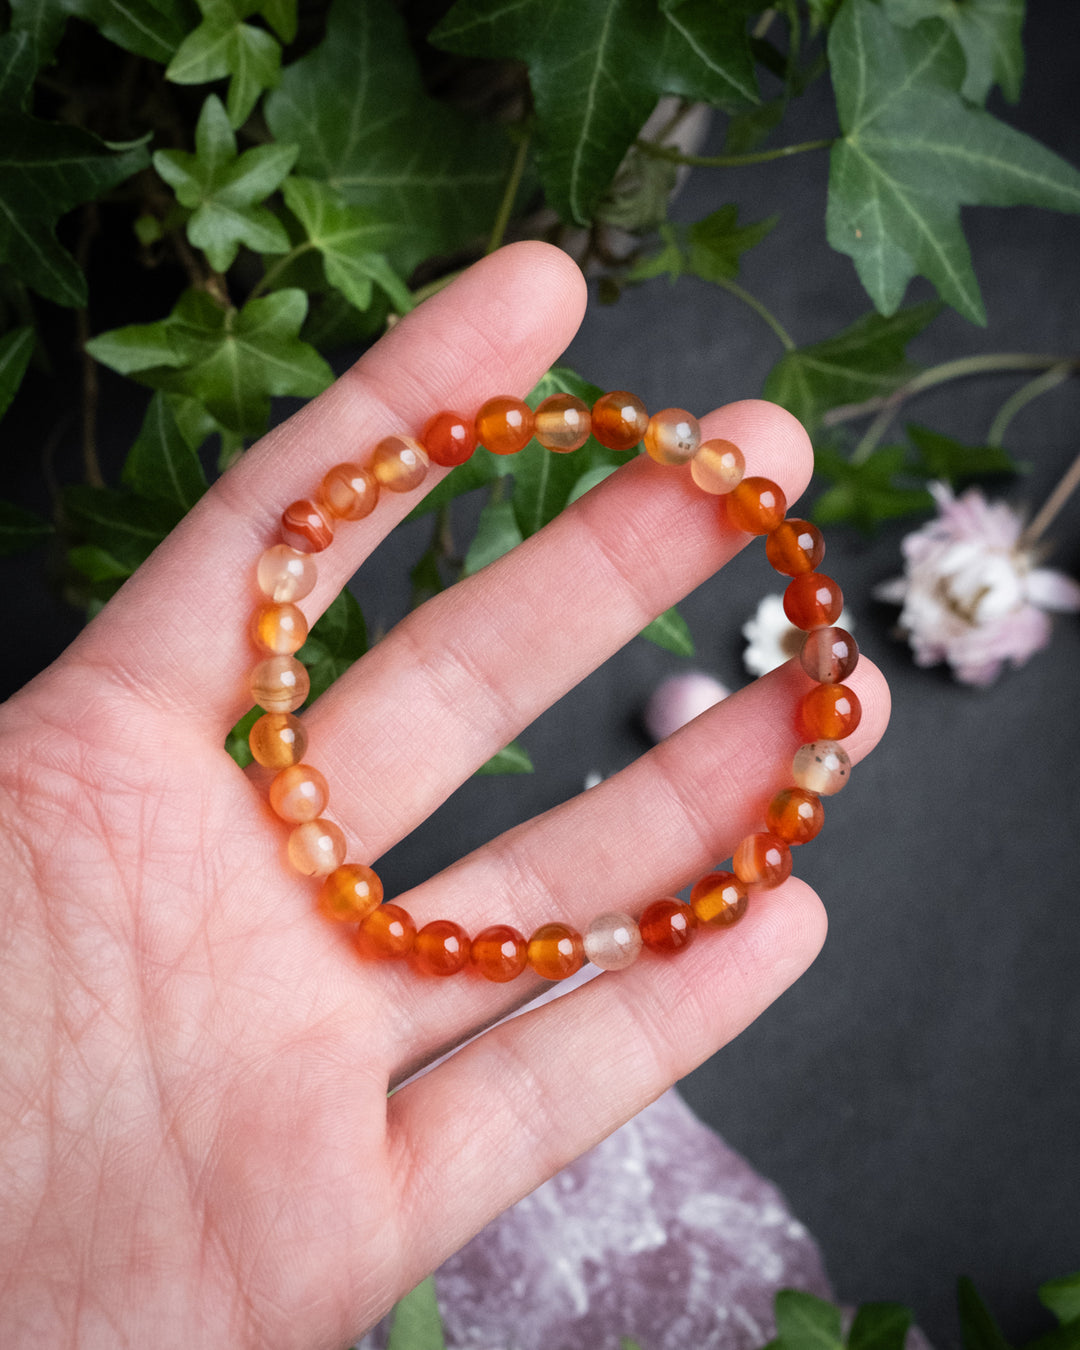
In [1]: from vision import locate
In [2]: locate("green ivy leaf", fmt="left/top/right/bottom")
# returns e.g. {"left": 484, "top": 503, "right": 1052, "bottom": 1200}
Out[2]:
{"left": 386, "top": 1276, "right": 446, "bottom": 1350}
{"left": 266, "top": 0, "right": 513, "bottom": 271}
{"left": 166, "top": 0, "right": 282, "bottom": 127}
{"left": 881, "top": 0, "right": 1024, "bottom": 104}
{"left": 631, "top": 205, "right": 776, "bottom": 285}
{"left": 224, "top": 705, "right": 260, "bottom": 767}
{"left": 462, "top": 496, "right": 523, "bottom": 576}
{"left": 62, "top": 484, "right": 179, "bottom": 569}
{"left": 1039, "top": 1274, "right": 1080, "bottom": 1327}
{"left": 64, "top": 0, "right": 199, "bottom": 64}
{"left": 763, "top": 301, "right": 939, "bottom": 435}
{"left": 826, "top": 0, "right": 1080, "bottom": 324}
{"left": 259, "top": 0, "right": 295, "bottom": 43}
{"left": 0, "top": 325, "right": 34, "bottom": 421}
{"left": 639, "top": 605, "right": 694, "bottom": 656}
{"left": 68, "top": 543, "right": 132, "bottom": 582}
{"left": 0, "top": 31, "right": 150, "bottom": 306}
{"left": 475, "top": 741, "right": 535, "bottom": 775}
{"left": 774, "top": 1289, "right": 845, "bottom": 1350}
{"left": 0, "top": 498, "right": 52, "bottom": 555}
{"left": 958, "top": 1278, "right": 1015, "bottom": 1350}
{"left": 9, "top": 0, "right": 67, "bottom": 62}
{"left": 906, "top": 422, "right": 1020, "bottom": 483}
{"left": 121, "top": 392, "right": 209, "bottom": 512}
{"left": 848, "top": 1302, "right": 914, "bottom": 1350}
{"left": 297, "top": 587, "right": 368, "bottom": 702}
{"left": 813, "top": 441, "right": 933, "bottom": 531}
{"left": 154, "top": 94, "right": 296, "bottom": 270}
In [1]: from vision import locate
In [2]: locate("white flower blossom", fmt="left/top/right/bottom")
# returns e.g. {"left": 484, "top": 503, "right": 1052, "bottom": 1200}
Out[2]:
{"left": 742, "top": 594, "right": 856, "bottom": 678}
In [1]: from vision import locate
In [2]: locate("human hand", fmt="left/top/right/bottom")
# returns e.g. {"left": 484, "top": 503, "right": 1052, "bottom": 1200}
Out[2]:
{"left": 0, "top": 243, "right": 888, "bottom": 1348}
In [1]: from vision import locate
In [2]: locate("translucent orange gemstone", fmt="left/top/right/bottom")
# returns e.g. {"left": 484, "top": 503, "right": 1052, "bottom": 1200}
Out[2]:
{"left": 534, "top": 393, "right": 591, "bottom": 452}
{"left": 765, "top": 787, "right": 824, "bottom": 845}
{"left": 689, "top": 871, "right": 749, "bottom": 926}
{"left": 639, "top": 898, "right": 698, "bottom": 953}
{"left": 476, "top": 396, "right": 535, "bottom": 455}
{"left": 732, "top": 833, "right": 792, "bottom": 888}
{"left": 766, "top": 518, "right": 825, "bottom": 576}
{"left": 286, "top": 818, "right": 346, "bottom": 876}
{"left": 727, "top": 477, "right": 787, "bottom": 534}
{"left": 797, "top": 683, "right": 862, "bottom": 740}
{"left": 792, "top": 740, "right": 851, "bottom": 795}
{"left": 281, "top": 498, "right": 334, "bottom": 553}
{"left": 691, "top": 439, "right": 745, "bottom": 495}
{"left": 591, "top": 390, "right": 648, "bottom": 450}
{"left": 355, "top": 903, "right": 416, "bottom": 959}
{"left": 269, "top": 762, "right": 329, "bottom": 823}
{"left": 250, "top": 655, "right": 309, "bottom": 713}
{"left": 784, "top": 572, "right": 844, "bottom": 630}
{"left": 644, "top": 408, "right": 701, "bottom": 466}
{"left": 250, "top": 601, "right": 308, "bottom": 655}
{"left": 371, "top": 435, "right": 429, "bottom": 492}
{"left": 249, "top": 711, "right": 308, "bottom": 769}
{"left": 470, "top": 924, "right": 528, "bottom": 982}
{"left": 584, "top": 912, "right": 642, "bottom": 971}
{"left": 800, "top": 626, "right": 859, "bottom": 684}
{"left": 414, "top": 920, "right": 470, "bottom": 976}
{"left": 256, "top": 544, "right": 317, "bottom": 603}
{"left": 318, "top": 863, "right": 383, "bottom": 923}
{"left": 422, "top": 410, "right": 476, "bottom": 467}
{"left": 527, "top": 923, "right": 584, "bottom": 980}
{"left": 320, "top": 462, "right": 380, "bottom": 521}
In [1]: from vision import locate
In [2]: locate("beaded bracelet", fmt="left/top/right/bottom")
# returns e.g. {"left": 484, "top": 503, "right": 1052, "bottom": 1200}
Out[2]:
{"left": 246, "top": 390, "right": 860, "bottom": 983}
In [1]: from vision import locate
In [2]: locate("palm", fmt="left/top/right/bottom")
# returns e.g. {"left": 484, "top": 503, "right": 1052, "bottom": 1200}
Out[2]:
{"left": 0, "top": 245, "right": 886, "bottom": 1349}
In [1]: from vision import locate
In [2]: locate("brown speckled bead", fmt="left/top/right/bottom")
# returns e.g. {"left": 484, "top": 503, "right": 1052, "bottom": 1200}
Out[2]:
{"left": 800, "top": 626, "right": 859, "bottom": 684}
{"left": 644, "top": 408, "right": 701, "bottom": 466}
{"left": 792, "top": 740, "right": 851, "bottom": 796}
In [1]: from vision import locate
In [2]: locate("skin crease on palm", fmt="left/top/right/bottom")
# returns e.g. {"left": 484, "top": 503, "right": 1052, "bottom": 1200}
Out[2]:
{"left": 0, "top": 242, "right": 889, "bottom": 1349}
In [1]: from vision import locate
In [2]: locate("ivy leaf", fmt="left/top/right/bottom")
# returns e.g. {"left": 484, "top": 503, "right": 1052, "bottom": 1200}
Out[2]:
{"left": 0, "top": 499, "right": 52, "bottom": 555}
{"left": 166, "top": 0, "right": 282, "bottom": 127}
{"left": 281, "top": 177, "right": 413, "bottom": 316}
{"left": 154, "top": 94, "right": 296, "bottom": 271}
{"left": 906, "top": 422, "right": 1020, "bottom": 484}
{"left": 225, "top": 705, "right": 260, "bottom": 767}
{"left": 813, "top": 442, "right": 933, "bottom": 531}
{"left": 297, "top": 588, "right": 368, "bottom": 702}
{"left": 848, "top": 1303, "right": 914, "bottom": 1350}
{"left": 68, "top": 543, "right": 132, "bottom": 582}
{"left": 475, "top": 741, "right": 534, "bottom": 775}
{"left": 774, "top": 1289, "right": 845, "bottom": 1350}
{"left": 63, "top": 0, "right": 199, "bottom": 64}
{"left": 639, "top": 605, "right": 694, "bottom": 657}
{"left": 0, "top": 31, "right": 150, "bottom": 306}
{"left": 62, "top": 484, "right": 179, "bottom": 569}
{"left": 826, "top": 0, "right": 1080, "bottom": 324}
{"left": 462, "top": 496, "right": 523, "bottom": 576}
{"left": 0, "top": 325, "right": 34, "bottom": 421}
{"left": 632, "top": 205, "right": 776, "bottom": 285}
{"left": 1040, "top": 1275, "right": 1080, "bottom": 1327}
{"left": 881, "top": 0, "right": 1024, "bottom": 104}
{"left": 386, "top": 1276, "right": 446, "bottom": 1350}
{"left": 763, "top": 301, "right": 939, "bottom": 435}
{"left": 121, "top": 392, "right": 209, "bottom": 512}
{"left": 265, "top": 0, "right": 513, "bottom": 272}
{"left": 432, "top": 0, "right": 756, "bottom": 225}
{"left": 258, "top": 0, "right": 295, "bottom": 43}
{"left": 957, "top": 1278, "right": 1014, "bottom": 1350}
{"left": 9, "top": 0, "right": 67, "bottom": 61}
{"left": 86, "top": 288, "right": 333, "bottom": 437}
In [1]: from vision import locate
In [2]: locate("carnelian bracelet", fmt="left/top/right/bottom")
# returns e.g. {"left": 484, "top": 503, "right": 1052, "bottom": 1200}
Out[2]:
{"left": 246, "top": 390, "right": 860, "bottom": 982}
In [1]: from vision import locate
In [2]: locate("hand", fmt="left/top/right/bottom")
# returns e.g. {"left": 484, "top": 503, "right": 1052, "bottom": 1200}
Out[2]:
{"left": 0, "top": 243, "right": 888, "bottom": 1348}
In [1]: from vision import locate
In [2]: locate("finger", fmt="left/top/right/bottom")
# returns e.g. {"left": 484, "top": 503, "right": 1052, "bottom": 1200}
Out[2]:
{"left": 53, "top": 243, "right": 588, "bottom": 726}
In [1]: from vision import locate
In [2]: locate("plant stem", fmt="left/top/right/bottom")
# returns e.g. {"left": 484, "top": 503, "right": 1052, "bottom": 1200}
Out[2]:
{"left": 486, "top": 130, "right": 532, "bottom": 256}
{"left": 249, "top": 242, "right": 315, "bottom": 302}
{"left": 410, "top": 267, "right": 466, "bottom": 306}
{"left": 987, "top": 362, "right": 1074, "bottom": 446}
{"left": 1022, "top": 447, "right": 1080, "bottom": 547}
{"left": 713, "top": 275, "right": 796, "bottom": 351}
{"left": 635, "top": 136, "right": 833, "bottom": 169}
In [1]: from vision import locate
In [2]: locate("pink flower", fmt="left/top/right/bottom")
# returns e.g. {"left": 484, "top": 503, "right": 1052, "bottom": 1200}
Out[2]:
{"left": 874, "top": 483, "right": 1080, "bottom": 685}
{"left": 643, "top": 671, "right": 729, "bottom": 741}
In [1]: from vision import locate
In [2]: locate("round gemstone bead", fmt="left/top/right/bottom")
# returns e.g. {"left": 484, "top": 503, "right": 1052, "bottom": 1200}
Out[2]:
{"left": 422, "top": 410, "right": 476, "bottom": 467}
{"left": 644, "top": 408, "right": 701, "bottom": 466}
{"left": 320, "top": 462, "right": 379, "bottom": 521}
{"left": 800, "top": 626, "right": 859, "bottom": 684}
{"left": 689, "top": 871, "right": 749, "bottom": 927}
{"left": 371, "top": 435, "right": 429, "bottom": 492}
{"left": 250, "top": 655, "right": 309, "bottom": 713}
{"left": 732, "top": 833, "right": 792, "bottom": 889}
{"left": 784, "top": 573, "right": 844, "bottom": 630}
{"left": 318, "top": 863, "right": 383, "bottom": 923}
{"left": 269, "top": 762, "right": 329, "bottom": 823}
{"left": 470, "top": 924, "right": 528, "bottom": 982}
{"left": 286, "top": 818, "right": 346, "bottom": 877}
{"left": 727, "top": 477, "right": 787, "bottom": 535}
{"left": 766, "top": 787, "right": 824, "bottom": 845}
{"left": 527, "top": 923, "right": 585, "bottom": 980}
{"left": 792, "top": 740, "right": 851, "bottom": 796}
{"left": 250, "top": 601, "right": 308, "bottom": 655}
{"left": 591, "top": 390, "right": 649, "bottom": 450}
{"left": 583, "top": 912, "right": 643, "bottom": 971}
{"left": 797, "top": 683, "right": 862, "bottom": 741}
{"left": 256, "top": 544, "right": 317, "bottom": 603}
{"left": 249, "top": 711, "right": 308, "bottom": 769}
{"left": 476, "top": 396, "right": 535, "bottom": 456}
{"left": 355, "top": 903, "right": 416, "bottom": 960}
{"left": 281, "top": 498, "right": 334, "bottom": 553}
{"left": 534, "top": 393, "right": 591, "bottom": 452}
{"left": 766, "top": 518, "right": 825, "bottom": 576}
{"left": 691, "top": 439, "right": 745, "bottom": 495}
{"left": 414, "top": 920, "right": 470, "bottom": 976}
{"left": 639, "top": 898, "right": 697, "bottom": 954}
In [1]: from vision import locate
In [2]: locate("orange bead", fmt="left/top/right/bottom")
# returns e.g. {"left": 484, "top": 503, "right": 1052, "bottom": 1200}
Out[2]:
{"left": 784, "top": 572, "right": 844, "bottom": 630}
{"left": 250, "top": 655, "right": 309, "bottom": 713}
{"left": 766, "top": 518, "right": 825, "bottom": 576}
{"left": 796, "top": 683, "right": 862, "bottom": 740}
{"left": 765, "top": 788, "right": 824, "bottom": 845}
{"left": 414, "top": 920, "right": 470, "bottom": 976}
{"left": 422, "top": 410, "right": 476, "bottom": 467}
{"left": 355, "top": 903, "right": 416, "bottom": 960}
{"left": 527, "top": 923, "right": 585, "bottom": 980}
{"left": 691, "top": 439, "right": 745, "bottom": 495}
{"left": 800, "top": 626, "right": 859, "bottom": 684}
{"left": 591, "top": 390, "right": 649, "bottom": 450}
{"left": 250, "top": 601, "right": 308, "bottom": 655}
{"left": 689, "top": 871, "right": 748, "bottom": 926}
{"left": 286, "top": 818, "right": 346, "bottom": 876}
{"left": 476, "top": 396, "right": 535, "bottom": 455}
{"left": 371, "top": 435, "right": 429, "bottom": 492}
{"left": 792, "top": 740, "right": 851, "bottom": 796}
{"left": 320, "top": 462, "right": 379, "bottom": 521}
{"left": 249, "top": 711, "right": 308, "bottom": 769}
{"left": 727, "top": 477, "right": 787, "bottom": 535}
{"left": 534, "top": 393, "right": 591, "bottom": 452}
{"left": 269, "top": 762, "right": 329, "bottom": 823}
{"left": 732, "top": 833, "right": 792, "bottom": 888}
{"left": 470, "top": 924, "right": 528, "bottom": 982}
{"left": 644, "top": 408, "right": 701, "bottom": 466}
{"left": 318, "top": 863, "right": 383, "bottom": 923}
{"left": 639, "top": 898, "right": 698, "bottom": 953}
{"left": 256, "top": 544, "right": 317, "bottom": 603}
{"left": 282, "top": 498, "right": 334, "bottom": 553}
